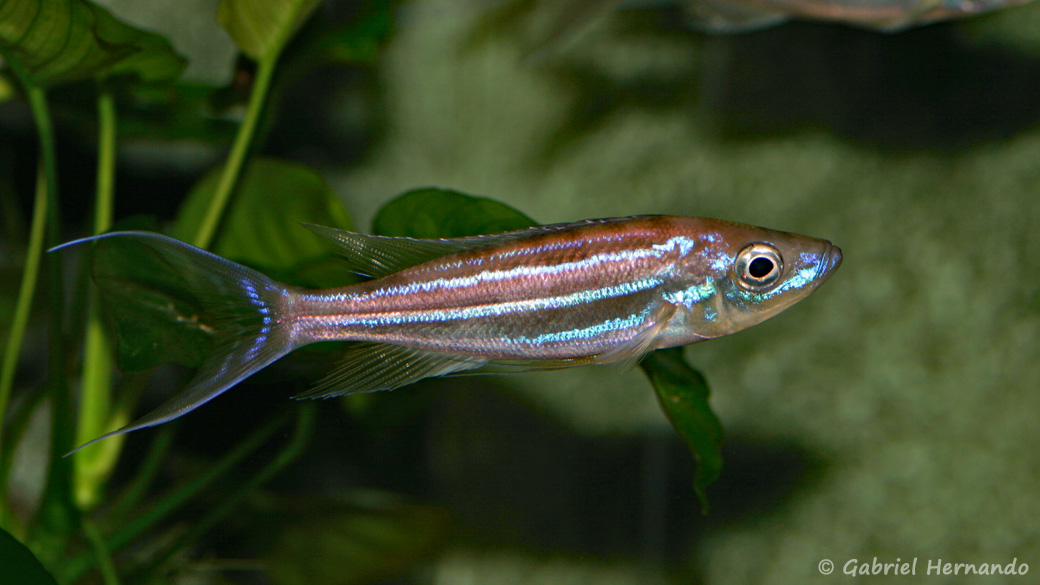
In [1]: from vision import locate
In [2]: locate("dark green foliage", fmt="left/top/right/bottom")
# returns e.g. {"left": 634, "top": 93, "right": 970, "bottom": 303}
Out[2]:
{"left": 641, "top": 348, "right": 723, "bottom": 512}
{"left": 0, "top": 526, "right": 59, "bottom": 585}
{"left": 0, "top": 0, "right": 185, "bottom": 86}
{"left": 173, "top": 157, "right": 356, "bottom": 285}
{"left": 300, "top": 0, "right": 397, "bottom": 65}
{"left": 373, "top": 187, "right": 538, "bottom": 237}
{"left": 219, "top": 0, "right": 323, "bottom": 61}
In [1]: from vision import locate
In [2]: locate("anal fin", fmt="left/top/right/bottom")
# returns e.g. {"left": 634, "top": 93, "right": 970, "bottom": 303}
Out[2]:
{"left": 294, "top": 342, "right": 487, "bottom": 398}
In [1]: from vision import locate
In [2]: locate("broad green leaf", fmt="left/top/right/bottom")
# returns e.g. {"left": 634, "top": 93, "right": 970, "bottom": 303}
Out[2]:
{"left": 0, "top": 0, "right": 184, "bottom": 88}
{"left": 640, "top": 347, "right": 722, "bottom": 513}
{"left": 218, "top": 0, "right": 323, "bottom": 62}
{"left": 372, "top": 187, "right": 537, "bottom": 238}
{"left": 0, "top": 0, "right": 130, "bottom": 87}
{"left": 92, "top": 5, "right": 186, "bottom": 83}
{"left": 173, "top": 157, "right": 354, "bottom": 286}
{"left": 268, "top": 493, "right": 451, "bottom": 585}
{"left": 0, "top": 526, "right": 60, "bottom": 585}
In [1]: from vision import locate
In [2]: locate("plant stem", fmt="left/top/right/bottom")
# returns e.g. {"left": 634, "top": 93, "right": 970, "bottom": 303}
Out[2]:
{"left": 74, "top": 86, "right": 123, "bottom": 510}
{"left": 38, "top": 91, "right": 72, "bottom": 489}
{"left": 0, "top": 78, "right": 72, "bottom": 542}
{"left": 0, "top": 379, "right": 47, "bottom": 537}
{"left": 83, "top": 518, "right": 121, "bottom": 585}
{"left": 93, "top": 89, "right": 116, "bottom": 234}
{"left": 134, "top": 404, "right": 315, "bottom": 581}
{"left": 17, "top": 80, "right": 76, "bottom": 564}
{"left": 0, "top": 163, "right": 47, "bottom": 530}
{"left": 191, "top": 56, "right": 277, "bottom": 249}
{"left": 106, "top": 422, "right": 173, "bottom": 523}
{"left": 61, "top": 409, "right": 293, "bottom": 583}
{"left": 111, "top": 411, "right": 287, "bottom": 549}
{"left": 0, "top": 158, "right": 48, "bottom": 469}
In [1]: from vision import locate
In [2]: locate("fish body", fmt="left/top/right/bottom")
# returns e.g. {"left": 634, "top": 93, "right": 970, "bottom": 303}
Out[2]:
{"left": 518, "top": 0, "right": 1033, "bottom": 45}
{"left": 55, "top": 215, "right": 841, "bottom": 450}
{"left": 683, "top": 0, "right": 1033, "bottom": 32}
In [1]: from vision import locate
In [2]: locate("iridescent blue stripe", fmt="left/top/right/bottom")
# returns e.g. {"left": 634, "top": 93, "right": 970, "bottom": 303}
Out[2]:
{"left": 300, "top": 275, "right": 664, "bottom": 327}
{"left": 514, "top": 310, "right": 648, "bottom": 345}
{"left": 239, "top": 278, "right": 272, "bottom": 360}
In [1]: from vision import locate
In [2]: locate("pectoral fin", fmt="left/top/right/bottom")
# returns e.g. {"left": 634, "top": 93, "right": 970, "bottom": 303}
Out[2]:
{"left": 593, "top": 302, "right": 678, "bottom": 371}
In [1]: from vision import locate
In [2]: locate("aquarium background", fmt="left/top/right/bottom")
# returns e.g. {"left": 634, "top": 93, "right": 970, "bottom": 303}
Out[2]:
{"left": 3, "top": 0, "right": 1039, "bottom": 583}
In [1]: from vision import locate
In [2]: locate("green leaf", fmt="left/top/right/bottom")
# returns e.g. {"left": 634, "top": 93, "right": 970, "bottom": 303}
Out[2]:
{"left": 92, "top": 5, "right": 186, "bottom": 84}
{"left": 218, "top": 0, "right": 323, "bottom": 62}
{"left": 0, "top": 0, "right": 130, "bottom": 87}
{"left": 268, "top": 493, "right": 451, "bottom": 585}
{"left": 0, "top": 526, "right": 60, "bottom": 585}
{"left": 173, "top": 156, "right": 354, "bottom": 286}
{"left": 0, "top": 0, "right": 184, "bottom": 88}
{"left": 372, "top": 187, "right": 537, "bottom": 238}
{"left": 640, "top": 348, "right": 723, "bottom": 513}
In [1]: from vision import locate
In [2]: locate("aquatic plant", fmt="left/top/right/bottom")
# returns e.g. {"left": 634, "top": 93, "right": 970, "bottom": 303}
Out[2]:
{"left": 0, "top": 1, "right": 722, "bottom": 582}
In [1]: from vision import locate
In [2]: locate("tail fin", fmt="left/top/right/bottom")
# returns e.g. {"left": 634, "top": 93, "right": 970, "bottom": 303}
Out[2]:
{"left": 52, "top": 232, "right": 295, "bottom": 454}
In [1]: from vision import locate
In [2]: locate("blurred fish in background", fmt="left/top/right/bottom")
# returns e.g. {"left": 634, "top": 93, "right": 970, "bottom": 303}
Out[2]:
{"left": 680, "top": 0, "right": 1033, "bottom": 32}
{"left": 478, "top": 0, "right": 1036, "bottom": 59}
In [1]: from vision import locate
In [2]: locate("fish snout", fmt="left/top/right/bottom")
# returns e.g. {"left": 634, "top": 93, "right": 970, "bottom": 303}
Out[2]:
{"left": 827, "top": 244, "right": 843, "bottom": 271}
{"left": 817, "top": 244, "right": 843, "bottom": 283}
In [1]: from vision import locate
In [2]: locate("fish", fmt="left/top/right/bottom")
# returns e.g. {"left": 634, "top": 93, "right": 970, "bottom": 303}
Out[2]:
{"left": 680, "top": 0, "right": 1034, "bottom": 32}
{"left": 54, "top": 215, "right": 841, "bottom": 451}
{"left": 501, "top": 0, "right": 1034, "bottom": 50}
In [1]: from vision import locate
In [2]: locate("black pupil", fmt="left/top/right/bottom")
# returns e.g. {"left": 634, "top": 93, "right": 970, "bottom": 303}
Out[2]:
{"left": 748, "top": 257, "right": 774, "bottom": 279}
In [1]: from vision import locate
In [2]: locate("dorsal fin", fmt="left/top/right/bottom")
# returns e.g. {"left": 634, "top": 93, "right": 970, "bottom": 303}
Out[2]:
{"left": 303, "top": 224, "right": 475, "bottom": 277}
{"left": 302, "top": 218, "right": 636, "bottom": 278}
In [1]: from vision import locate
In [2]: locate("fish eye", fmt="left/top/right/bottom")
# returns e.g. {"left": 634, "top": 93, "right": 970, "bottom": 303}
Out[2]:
{"left": 735, "top": 243, "right": 783, "bottom": 291}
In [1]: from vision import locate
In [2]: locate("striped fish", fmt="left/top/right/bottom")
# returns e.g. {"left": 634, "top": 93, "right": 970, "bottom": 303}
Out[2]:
{"left": 56, "top": 215, "right": 841, "bottom": 451}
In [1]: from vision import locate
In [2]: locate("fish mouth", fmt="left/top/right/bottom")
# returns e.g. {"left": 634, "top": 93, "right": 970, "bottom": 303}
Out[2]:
{"left": 815, "top": 243, "right": 843, "bottom": 284}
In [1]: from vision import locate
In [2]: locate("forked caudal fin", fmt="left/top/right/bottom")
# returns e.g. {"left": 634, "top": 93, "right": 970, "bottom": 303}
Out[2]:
{"left": 52, "top": 232, "right": 296, "bottom": 455}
